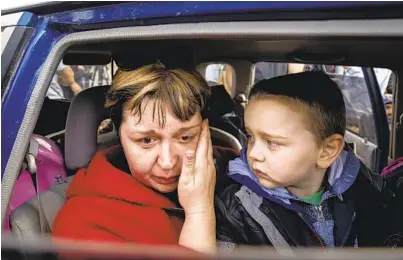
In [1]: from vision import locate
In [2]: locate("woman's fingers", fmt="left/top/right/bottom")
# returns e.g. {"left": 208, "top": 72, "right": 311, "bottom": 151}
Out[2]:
{"left": 206, "top": 123, "right": 214, "bottom": 165}
{"left": 180, "top": 150, "right": 196, "bottom": 185}
{"left": 195, "top": 120, "right": 209, "bottom": 169}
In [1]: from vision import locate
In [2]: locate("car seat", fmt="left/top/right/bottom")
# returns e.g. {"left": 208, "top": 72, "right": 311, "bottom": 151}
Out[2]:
{"left": 5, "top": 135, "right": 67, "bottom": 232}
{"left": 208, "top": 84, "right": 247, "bottom": 146}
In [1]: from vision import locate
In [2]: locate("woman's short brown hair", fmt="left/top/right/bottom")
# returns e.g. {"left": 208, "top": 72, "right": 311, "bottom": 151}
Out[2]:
{"left": 106, "top": 62, "right": 210, "bottom": 130}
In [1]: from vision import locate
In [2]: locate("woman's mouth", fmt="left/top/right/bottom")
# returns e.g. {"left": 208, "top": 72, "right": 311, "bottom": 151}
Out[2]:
{"left": 152, "top": 176, "right": 179, "bottom": 185}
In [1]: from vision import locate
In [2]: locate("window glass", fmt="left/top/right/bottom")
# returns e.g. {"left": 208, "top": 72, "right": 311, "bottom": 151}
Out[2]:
{"left": 1, "top": 27, "right": 14, "bottom": 54}
{"left": 46, "top": 61, "right": 112, "bottom": 101}
{"left": 204, "top": 63, "right": 235, "bottom": 96}
{"left": 375, "top": 68, "right": 395, "bottom": 127}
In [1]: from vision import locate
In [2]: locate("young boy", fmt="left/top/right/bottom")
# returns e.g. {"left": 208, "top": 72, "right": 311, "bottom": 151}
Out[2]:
{"left": 215, "top": 71, "right": 401, "bottom": 253}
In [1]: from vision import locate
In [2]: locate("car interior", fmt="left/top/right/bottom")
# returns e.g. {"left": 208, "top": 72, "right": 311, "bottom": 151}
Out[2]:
{"left": 4, "top": 28, "right": 403, "bottom": 244}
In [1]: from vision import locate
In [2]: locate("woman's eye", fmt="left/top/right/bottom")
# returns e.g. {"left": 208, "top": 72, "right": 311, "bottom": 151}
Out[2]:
{"left": 179, "top": 135, "right": 194, "bottom": 143}
{"left": 142, "top": 137, "right": 153, "bottom": 144}
{"left": 138, "top": 137, "right": 156, "bottom": 146}
{"left": 246, "top": 134, "right": 254, "bottom": 142}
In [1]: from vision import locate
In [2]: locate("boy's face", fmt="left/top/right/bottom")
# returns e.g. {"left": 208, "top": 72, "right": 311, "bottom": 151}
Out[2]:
{"left": 244, "top": 98, "right": 322, "bottom": 190}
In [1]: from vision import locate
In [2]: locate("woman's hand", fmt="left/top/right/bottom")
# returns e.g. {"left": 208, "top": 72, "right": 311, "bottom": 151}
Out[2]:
{"left": 178, "top": 119, "right": 216, "bottom": 216}
{"left": 178, "top": 119, "right": 217, "bottom": 254}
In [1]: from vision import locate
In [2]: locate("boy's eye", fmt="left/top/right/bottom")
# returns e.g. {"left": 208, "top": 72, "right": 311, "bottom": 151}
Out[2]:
{"left": 267, "top": 140, "right": 280, "bottom": 147}
{"left": 246, "top": 134, "right": 254, "bottom": 142}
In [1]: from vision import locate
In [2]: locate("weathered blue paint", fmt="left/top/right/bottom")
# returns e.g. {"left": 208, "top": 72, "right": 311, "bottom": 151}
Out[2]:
{"left": 46, "top": 1, "right": 396, "bottom": 25}
{"left": 17, "top": 12, "right": 38, "bottom": 27}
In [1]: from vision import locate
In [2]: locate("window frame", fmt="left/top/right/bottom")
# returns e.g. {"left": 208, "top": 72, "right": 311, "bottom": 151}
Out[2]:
{"left": 1, "top": 26, "right": 33, "bottom": 97}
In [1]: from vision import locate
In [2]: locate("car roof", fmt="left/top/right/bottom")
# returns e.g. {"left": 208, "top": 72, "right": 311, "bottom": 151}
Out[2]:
{"left": 1, "top": 1, "right": 120, "bottom": 15}
{"left": 2, "top": 1, "right": 401, "bottom": 16}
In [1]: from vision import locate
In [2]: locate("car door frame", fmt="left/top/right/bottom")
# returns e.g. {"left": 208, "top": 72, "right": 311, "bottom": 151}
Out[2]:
{"left": 363, "top": 67, "right": 390, "bottom": 171}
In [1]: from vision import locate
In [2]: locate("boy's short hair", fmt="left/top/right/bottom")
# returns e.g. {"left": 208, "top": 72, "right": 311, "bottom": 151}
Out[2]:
{"left": 249, "top": 71, "right": 346, "bottom": 143}
{"left": 106, "top": 62, "right": 210, "bottom": 131}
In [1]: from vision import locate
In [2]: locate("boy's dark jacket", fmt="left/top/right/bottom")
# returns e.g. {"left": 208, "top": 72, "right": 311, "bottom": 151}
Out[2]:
{"left": 215, "top": 148, "right": 403, "bottom": 250}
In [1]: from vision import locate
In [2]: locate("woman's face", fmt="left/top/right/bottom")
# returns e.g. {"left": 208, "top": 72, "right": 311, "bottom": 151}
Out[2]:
{"left": 119, "top": 99, "right": 203, "bottom": 193}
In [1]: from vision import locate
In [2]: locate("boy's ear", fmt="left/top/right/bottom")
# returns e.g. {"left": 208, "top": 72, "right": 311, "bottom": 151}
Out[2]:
{"left": 317, "top": 134, "right": 345, "bottom": 169}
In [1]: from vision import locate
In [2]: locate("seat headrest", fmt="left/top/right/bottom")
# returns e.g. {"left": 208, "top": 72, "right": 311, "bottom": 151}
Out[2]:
{"left": 65, "top": 86, "right": 110, "bottom": 170}
{"left": 113, "top": 45, "right": 195, "bottom": 71}
{"left": 209, "top": 85, "right": 235, "bottom": 118}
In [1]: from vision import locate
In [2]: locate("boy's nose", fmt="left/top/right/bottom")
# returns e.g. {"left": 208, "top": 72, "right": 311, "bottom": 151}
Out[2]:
{"left": 248, "top": 144, "right": 265, "bottom": 162}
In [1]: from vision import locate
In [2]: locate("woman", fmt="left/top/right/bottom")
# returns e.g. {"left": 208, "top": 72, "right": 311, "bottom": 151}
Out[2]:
{"left": 52, "top": 62, "right": 221, "bottom": 254}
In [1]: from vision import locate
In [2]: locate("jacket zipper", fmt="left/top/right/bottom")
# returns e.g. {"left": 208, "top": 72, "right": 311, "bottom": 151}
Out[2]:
{"left": 340, "top": 212, "right": 356, "bottom": 247}
{"left": 315, "top": 205, "right": 334, "bottom": 247}
{"left": 316, "top": 205, "right": 325, "bottom": 221}
{"left": 312, "top": 196, "right": 355, "bottom": 247}
{"left": 297, "top": 212, "right": 326, "bottom": 248}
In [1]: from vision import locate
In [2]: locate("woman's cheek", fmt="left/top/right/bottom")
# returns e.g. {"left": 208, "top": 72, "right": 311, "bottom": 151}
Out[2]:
{"left": 170, "top": 140, "right": 198, "bottom": 167}
{"left": 187, "top": 138, "right": 199, "bottom": 150}
{"left": 127, "top": 148, "right": 159, "bottom": 176}
{"left": 176, "top": 138, "right": 199, "bottom": 153}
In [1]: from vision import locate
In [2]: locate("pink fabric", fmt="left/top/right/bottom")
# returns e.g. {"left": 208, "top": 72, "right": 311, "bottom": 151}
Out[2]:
{"left": 4, "top": 135, "right": 67, "bottom": 231}
{"left": 381, "top": 157, "right": 403, "bottom": 177}
{"left": 4, "top": 170, "right": 37, "bottom": 231}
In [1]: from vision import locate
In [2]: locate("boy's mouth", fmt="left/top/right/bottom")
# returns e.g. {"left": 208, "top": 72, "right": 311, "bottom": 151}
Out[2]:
{"left": 253, "top": 168, "right": 279, "bottom": 184}
{"left": 253, "top": 168, "right": 265, "bottom": 178}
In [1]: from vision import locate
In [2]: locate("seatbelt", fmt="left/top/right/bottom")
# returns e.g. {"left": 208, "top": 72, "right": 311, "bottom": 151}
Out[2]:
{"left": 25, "top": 138, "right": 49, "bottom": 234}
{"left": 235, "top": 186, "right": 295, "bottom": 257}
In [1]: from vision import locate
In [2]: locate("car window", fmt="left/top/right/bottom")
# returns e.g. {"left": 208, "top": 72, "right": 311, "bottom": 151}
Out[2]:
{"left": 376, "top": 68, "right": 395, "bottom": 129}
{"left": 2, "top": 23, "right": 34, "bottom": 96}
{"left": 47, "top": 61, "right": 112, "bottom": 101}
{"left": 204, "top": 63, "right": 235, "bottom": 96}
{"left": 251, "top": 62, "right": 385, "bottom": 144}
{"left": 1, "top": 27, "right": 14, "bottom": 54}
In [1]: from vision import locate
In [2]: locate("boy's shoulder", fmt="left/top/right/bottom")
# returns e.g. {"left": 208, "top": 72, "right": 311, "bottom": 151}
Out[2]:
{"left": 216, "top": 182, "right": 242, "bottom": 201}
{"left": 350, "top": 159, "right": 403, "bottom": 247}
{"left": 333, "top": 149, "right": 385, "bottom": 195}
{"left": 348, "top": 159, "right": 399, "bottom": 214}
{"left": 351, "top": 160, "right": 386, "bottom": 193}
{"left": 215, "top": 183, "right": 245, "bottom": 214}
{"left": 215, "top": 182, "right": 270, "bottom": 217}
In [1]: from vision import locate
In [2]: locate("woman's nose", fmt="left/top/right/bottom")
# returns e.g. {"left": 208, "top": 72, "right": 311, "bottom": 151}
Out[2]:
{"left": 158, "top": 142, "right": 177, "bottom": 170}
